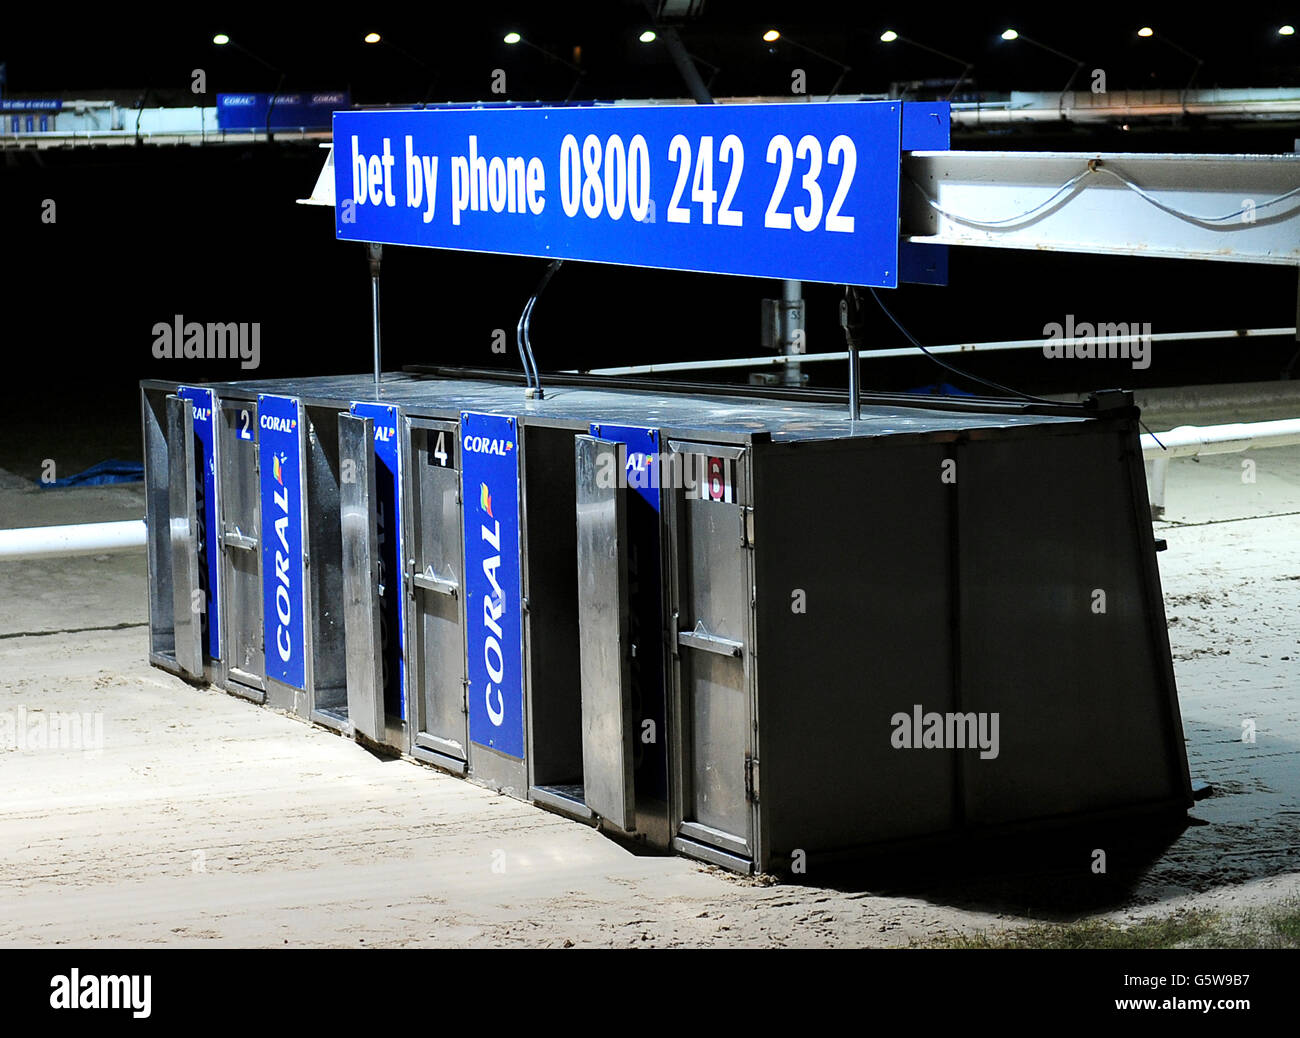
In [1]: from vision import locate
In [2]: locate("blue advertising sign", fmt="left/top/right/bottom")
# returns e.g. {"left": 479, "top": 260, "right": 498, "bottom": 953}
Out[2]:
{"left": 589, "top": 423, "right": 660, "bottom": 513}
{"left": 334, "top": 101, "right": 905, "bottom": 287}
{"left": 258, "top": 394, "right": 306, "bottom": 691}
{"left": 0, "top": 98, "right": 62, "bottom": 112}
{"left": 350, "top": 402, "right": 406, "bottom": 719}
{"left": 901, "top": 102, "right": 950, "bottom": 150}
{"left": 218, "top": 91, "right": 349, "bottom": 132}
{"left": 461, "top": 412, "right": 524, "bottom": 759}
{"left": 178, "top": 386, "right": 220, "bottom": 660}
{"left": 900, "top": 102, "right": 950, "bottom": 286}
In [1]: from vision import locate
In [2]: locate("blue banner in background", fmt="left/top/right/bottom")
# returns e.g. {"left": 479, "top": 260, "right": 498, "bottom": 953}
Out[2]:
{"left": 217, "top": 91, "right": 348, "bottom": 131}
{"left": 334, "top": 101, "right": 905, "bottom": 287}
{"left": 461, "top": 412, "right": 524, "bottom": 760}
{"left": 0, "top": 98, "right": 61, "bottom": 112}
{"left": 350, "top": 402, "right": 406, "bottom": 719}
{"left": 258, "top": 394, "right": 306, "bottom": 691}
{"left": 179, "top": 386, "right": 220, "bottom": 661}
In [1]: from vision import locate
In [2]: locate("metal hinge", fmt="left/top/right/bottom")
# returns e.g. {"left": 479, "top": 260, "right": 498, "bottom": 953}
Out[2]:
{"left": 740, "top": 506, "right": 755, "bottom": 548}
{"left": 744, "top": 753, "right": 760, "bottom": 803}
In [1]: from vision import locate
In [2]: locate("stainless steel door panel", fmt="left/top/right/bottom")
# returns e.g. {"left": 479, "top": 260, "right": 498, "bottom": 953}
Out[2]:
{"left": 166, "top": 394, "right": 203, "bottom": 678}
{"left": 674, "top": 466, "right": 753, "bottom": 852}
{"left": 412, "top": 427, "right": 468, "bottom": 759}
{"left": 339, "top": 413, "right": 385, "bottom": 741}
{"left": 575, "top": 435, "right": 637, "bottom": 832}
{"left": 682, "top": 640, "right": 749, "bottom": 839}
{"left": 220, "top": 403, "right": 264, "bottom": 686}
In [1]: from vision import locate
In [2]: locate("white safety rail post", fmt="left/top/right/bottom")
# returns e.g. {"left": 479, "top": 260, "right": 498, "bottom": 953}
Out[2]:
{"left": 566, "top": 327, "right": 1297, "bottom": 377}
{"left": 1142, "top": 419, "right": 1300, "bottom": 518}
{"left": 0, "top": 520, "right": 146, "bottom": 561}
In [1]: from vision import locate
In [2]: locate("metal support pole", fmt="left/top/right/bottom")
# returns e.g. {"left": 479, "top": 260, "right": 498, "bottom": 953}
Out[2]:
{"left": 367, "top": 243, "right": 383, "bottom": 389}
{"left": 660, "top": 26, "right": 714, "bottom": 105}
{"left": 1144, "top": 457, "right": 1169, "bottom": 519}
{"left": 780, "top": 280, "right": 804, "bottom": 387}
{"left": 840, "top": 287, "right": 863, "bottom": 421}
{"left": 847, "top": 345, "right": 861, "bottom": 420}
{"left": 266, "top": 70, "right": 286, "bottom": 142}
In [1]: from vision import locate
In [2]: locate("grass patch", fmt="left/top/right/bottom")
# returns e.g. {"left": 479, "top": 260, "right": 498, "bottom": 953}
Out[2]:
{"left": 920, "top": 900, "right": 1300, "bottom": 949}
{"left": 1268, "top": 903, "right": 1300, "bottom": 943}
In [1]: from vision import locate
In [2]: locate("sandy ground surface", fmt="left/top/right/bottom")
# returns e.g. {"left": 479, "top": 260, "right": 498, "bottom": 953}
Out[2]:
{"left": 0, "top": 428, "right": 1296, "bottom": 948}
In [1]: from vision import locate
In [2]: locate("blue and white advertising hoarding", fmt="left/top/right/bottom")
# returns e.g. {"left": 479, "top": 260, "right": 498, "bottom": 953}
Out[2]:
{"left": 178, "top": 386, "right": 220, "bottom": 660}
{"left": 460, "top": 412, "right": 525, "bottom": 760}
{"left": 258, "top": 394, "right": 306, "bottom": 691}
{"left": 334, "top": 102, "right": 907, "bottom": 287}
{"left": 218, "top": 92, "right": 349, "bottom": 132}
{"left": 349, "top": 402, "right": 407, "bottom": 719}
{"left": 0, "top": 99, "right": 62, "bottom": 111}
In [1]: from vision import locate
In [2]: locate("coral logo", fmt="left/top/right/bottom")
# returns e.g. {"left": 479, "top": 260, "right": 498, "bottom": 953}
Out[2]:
{"left": 272, "top": 462, "right": 293, "bottom": 664}
{"left": 272, "top": 452, "right": 286, "bottom": 485}
{"left": 479, "top": 497, "right": 506, "bottom": 729}
{"left": 463, "top": 435, "right": 514, "bottom": 456}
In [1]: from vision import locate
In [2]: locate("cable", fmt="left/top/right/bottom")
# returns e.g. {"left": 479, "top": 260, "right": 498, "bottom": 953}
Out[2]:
{"left": 514, "top": 298, "right": 536, "bottom": 392}
{"left": 869, "top": 290, "right": 1169, "bottom": 426}
{"left": 1091, "top": 164, "right": 1300, "bottom": 225}
{"left": 867, "top": 287, "right": 1058, "bottom": 404}
{"left": 907, "top": 161, "right": 1300, "bottom": 229}
{"left": 520, "top": 296, "right": 540, "bottom": 391}
{"left": 905, "top": 168, "right": 1092, "bottom": 227}
{"left": 1139, "top": 418, "right": 1166, "bottom": 451}
{"left": 516, "top": 259, "right": 564, "bottom": 398}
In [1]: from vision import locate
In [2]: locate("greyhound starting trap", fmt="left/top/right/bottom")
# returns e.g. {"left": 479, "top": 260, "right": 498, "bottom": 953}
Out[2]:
{"left": 142, "top": 372, "right": 1192, "bottom": 873}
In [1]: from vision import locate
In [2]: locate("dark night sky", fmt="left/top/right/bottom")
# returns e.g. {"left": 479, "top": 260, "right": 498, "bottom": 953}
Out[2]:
{"left": 3, "top": 2, "right": 1298, "bottom": 99}
{"left": 1, "top": 1, "right": 1298, "bottom": 475}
